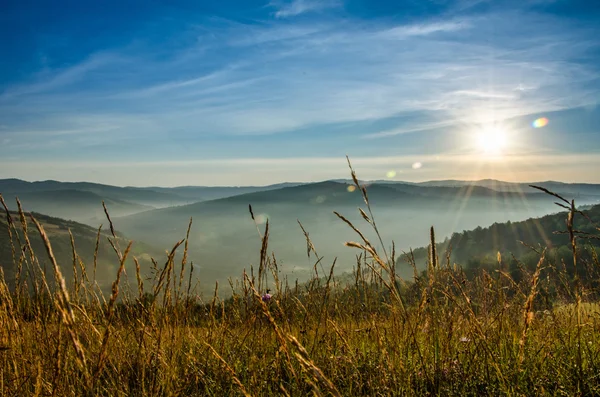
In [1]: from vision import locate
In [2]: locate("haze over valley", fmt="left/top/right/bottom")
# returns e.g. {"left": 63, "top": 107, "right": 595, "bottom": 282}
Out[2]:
{"left": 3, "top": 175, "right": 599, "bottom": 294}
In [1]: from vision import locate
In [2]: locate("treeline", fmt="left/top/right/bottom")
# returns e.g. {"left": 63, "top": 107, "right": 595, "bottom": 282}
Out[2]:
{"left": 401, "top": 204, "right": 600, "bottom": 284}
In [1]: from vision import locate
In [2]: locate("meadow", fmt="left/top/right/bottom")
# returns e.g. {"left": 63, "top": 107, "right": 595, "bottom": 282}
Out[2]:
{"left": 1, "top": 162, "right": 600, "bottom": 396}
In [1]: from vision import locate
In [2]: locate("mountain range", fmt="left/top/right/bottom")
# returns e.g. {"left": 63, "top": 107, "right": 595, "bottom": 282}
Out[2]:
{"left": 0, "top": 179, "right": 308, "bottom": 224}
{"left": 2, "top": 177, "right": 599, "bottom": 225}
{"left": 2, "top": 176, "right": 600, "bottom": 295}
{"left": 110, "top": 180, "right": 599, "bottom": 291}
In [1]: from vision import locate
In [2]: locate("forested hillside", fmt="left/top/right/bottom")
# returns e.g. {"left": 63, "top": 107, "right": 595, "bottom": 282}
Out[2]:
{"left": 403, "top": 204, "right": 600, "bottom": 282}
{"left": 0, "top": 209, "right": 158, "bottom": 292}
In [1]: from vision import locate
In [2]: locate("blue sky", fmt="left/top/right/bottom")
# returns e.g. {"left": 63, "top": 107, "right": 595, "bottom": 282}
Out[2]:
{"left": 1, "top": 0, "right": 599, "bottom": 186}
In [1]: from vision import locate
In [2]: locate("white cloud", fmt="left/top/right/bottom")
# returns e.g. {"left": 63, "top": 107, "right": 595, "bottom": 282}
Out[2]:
{"left": 229, "top": 24, "right": 325, "bottom": 46}
{"left": 270, "top": 0, "right": 341, "bottom": 18}
{"left": 0, "top": 53, "right": 122, "bottom": 100}
{"left": 364, "top": 121, "right": 457, "bottom": 139}
{"left": 382, "top": 20, "right": 470, "bottom": 38}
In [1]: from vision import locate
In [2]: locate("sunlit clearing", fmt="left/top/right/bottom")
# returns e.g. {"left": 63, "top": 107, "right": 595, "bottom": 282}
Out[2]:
{"left": 477, "top": 126, "right": 508, "bottom": 155}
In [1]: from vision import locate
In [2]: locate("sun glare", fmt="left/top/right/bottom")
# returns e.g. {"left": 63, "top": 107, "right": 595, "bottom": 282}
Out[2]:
{"left": 476, "top": 126, "right": 508, "bottom": 155}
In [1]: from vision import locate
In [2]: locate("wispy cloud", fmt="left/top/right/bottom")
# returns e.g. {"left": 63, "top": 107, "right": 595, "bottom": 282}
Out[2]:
{"left": 382, "top": 20, "right": 470, "bottom": 38}
{"left": 269, "top": 0, "right": 342, "bottom": 18}
{"left": 364, "top": 121, "right": 457, "bottom": 139}
{"left": 0, "top": 53, "right": 122, "bottom": 99}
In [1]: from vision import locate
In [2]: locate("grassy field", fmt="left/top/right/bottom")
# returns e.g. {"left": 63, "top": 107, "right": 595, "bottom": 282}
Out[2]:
{"left": 1, "top": 164, "right": 600, "bottom": 396}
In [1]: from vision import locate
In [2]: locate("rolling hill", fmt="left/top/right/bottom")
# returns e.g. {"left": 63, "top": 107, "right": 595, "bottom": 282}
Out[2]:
{"left": 402, "top": 203, "right": 600, "bottom": 282}
{"left": 1, "top": 189, "right": 154, "bottom": 225}
{"left": 0, "top": 210, "right": 161, "bottom": 293}
{"left": 112, "top": 180, "right": 586, "bottom": 292}
{"left": 3, "top": 178, "right": 598, "bottom": 296}
{"left": 140, "top": 182, "right": 307, "bottom": 202}
{"left": 0, "top": 179, "right": 310, "bottom": 225}
{"left": 0, "top": 178, "right": 192, "bottom": 207}
{"left": 415, "top": 179, "right": 600, "bottom": 200}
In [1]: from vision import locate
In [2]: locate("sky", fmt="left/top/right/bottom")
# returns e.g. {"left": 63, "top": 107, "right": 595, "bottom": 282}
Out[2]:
{"left": 1, "top": 0, "right": 599, "bottom": 186}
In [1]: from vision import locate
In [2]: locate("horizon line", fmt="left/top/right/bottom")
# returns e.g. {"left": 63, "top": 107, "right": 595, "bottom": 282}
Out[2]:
{"left": 2, "top": 176, "right": 600, "bottom": 189}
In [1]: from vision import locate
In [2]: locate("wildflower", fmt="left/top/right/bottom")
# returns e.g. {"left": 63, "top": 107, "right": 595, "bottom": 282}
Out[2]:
{"left": 262, "top": 289, "right": 272, "bottom": 302}
{"left": 459, "top": 336, "right": 471, "bottom": 343}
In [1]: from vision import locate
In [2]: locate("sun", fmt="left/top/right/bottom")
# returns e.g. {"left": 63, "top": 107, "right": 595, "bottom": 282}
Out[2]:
{"left": 476, "top": 126, "right": 508, "bottom": 155}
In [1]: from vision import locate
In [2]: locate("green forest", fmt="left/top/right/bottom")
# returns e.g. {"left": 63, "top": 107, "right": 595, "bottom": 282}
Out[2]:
{"left": 404, "top": 204, "right": 600, "bottom": 284}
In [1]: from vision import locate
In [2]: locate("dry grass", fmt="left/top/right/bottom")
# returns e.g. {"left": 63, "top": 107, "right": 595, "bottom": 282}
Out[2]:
{"left": 1, "top": 163, "right": 600, "bottom": 396}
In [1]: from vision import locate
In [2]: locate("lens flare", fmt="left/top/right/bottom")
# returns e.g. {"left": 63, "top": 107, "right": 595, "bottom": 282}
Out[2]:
{"left": 314, "top": 195, "right": 326, "bottom": 204}
{"left": 532, "top": 117, "right": 549, "bottom": 128}
{"left": 386, "top": 170, "right": 397, "bottom": 178}
{"left": 412, "top": 162, "right": 422, "bottom": 169}
{"left": 255, "top": 213, "right": 269, "bottom": 225}
{"left": 347, "top": 185, "right": 356, "bottom": 192}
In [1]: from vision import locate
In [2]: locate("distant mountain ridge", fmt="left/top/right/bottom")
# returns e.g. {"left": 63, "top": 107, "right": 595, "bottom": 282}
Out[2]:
{"left": 136, "top": 182, "right": 308, "bottom": 201}
{"left": 0, "top": 178, "right": 310, "bottom": 206}
{"left": 332, "top": 178, "right": 600, "bottom": 200}
{"left": 414, "top": 179, "right": 600, "bottom": 196}
{"left": 4, "top": 176, "right": 599, "bottom": 295}
{"left": 0, "top": 178, "right": 191, "bottom": 206}
{"left": 2, "top": 177, "right": 599, "bottom": 227}
{"left": 0, "top": 179, "right": 309, "bottom": 225}
{"left": 4, "top": 177, "right": 600, "bottom": 196}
